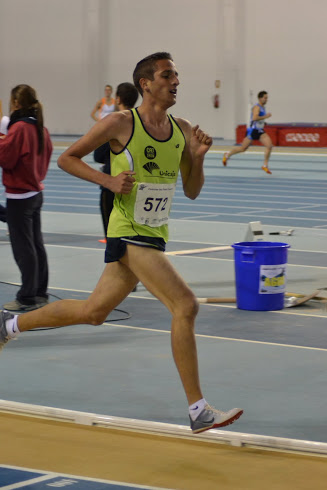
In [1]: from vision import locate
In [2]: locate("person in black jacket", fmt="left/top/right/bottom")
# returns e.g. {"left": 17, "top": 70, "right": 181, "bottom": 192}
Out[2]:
{"left": 0, "top": 205, "right": 6, "bottom": 223}
{"left": 94, "top": 83, "right": 139, "bottom": 242}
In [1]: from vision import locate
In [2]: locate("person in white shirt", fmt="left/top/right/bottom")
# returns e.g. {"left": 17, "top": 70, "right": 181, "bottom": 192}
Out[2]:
{"left": 90, "top": 85, "right": 116, "bottom": 121}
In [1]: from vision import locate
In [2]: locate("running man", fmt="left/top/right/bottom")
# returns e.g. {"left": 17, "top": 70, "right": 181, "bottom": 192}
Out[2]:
{"left": 0, "top": 52, "right": 243, "bottom": 434}
{"left": 223, "top": 90, "right": 273, "bottom": 174}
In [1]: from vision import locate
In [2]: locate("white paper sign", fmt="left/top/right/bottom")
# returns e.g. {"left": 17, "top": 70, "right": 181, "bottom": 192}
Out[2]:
{"left": 259, "top": 264, "right": 287, "bottom": 294}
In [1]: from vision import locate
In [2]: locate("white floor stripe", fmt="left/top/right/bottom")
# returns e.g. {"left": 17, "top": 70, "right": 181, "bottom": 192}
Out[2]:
{"left": 209, "top": 149, "right": 327, "bottom": 157}
{"left": 0, "top": 465, "right": 166, "bottom": 489}
{"left": 102, "top": 322, "right": 327, "bottom": 351}
{"left": 3, "top": 283, "right": 324, "bottom": 320}
{"left": 0, "top": 474, "right": 53, "bottom": 489}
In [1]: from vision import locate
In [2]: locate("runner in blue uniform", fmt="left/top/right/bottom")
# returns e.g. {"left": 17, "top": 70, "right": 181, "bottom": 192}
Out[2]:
{"left": 222, "top": 91, "right": 273, "bottom": 174}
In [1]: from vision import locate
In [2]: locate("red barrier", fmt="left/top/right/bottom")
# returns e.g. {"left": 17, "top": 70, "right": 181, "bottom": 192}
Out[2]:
{"left": 236, "top": 125, "right": 246, "bottom": 144}
{"left": 235, "top": 125, "right": 327, "bottom": 147}
{"left": 278, "top": 128, "right": 327, "bottom": 147}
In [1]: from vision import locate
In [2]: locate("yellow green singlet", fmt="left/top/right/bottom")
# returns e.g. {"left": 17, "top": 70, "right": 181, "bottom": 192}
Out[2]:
{"left": 107, "top": 108, "right": 185, "bottom": 243}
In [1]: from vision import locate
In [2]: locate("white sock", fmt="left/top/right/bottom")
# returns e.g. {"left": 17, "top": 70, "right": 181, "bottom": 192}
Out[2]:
{"left": 189, "top": 398, "right": 207, "bottom": 421}
{"left": 5, "top": 315, "right": 20, "bottom": 338}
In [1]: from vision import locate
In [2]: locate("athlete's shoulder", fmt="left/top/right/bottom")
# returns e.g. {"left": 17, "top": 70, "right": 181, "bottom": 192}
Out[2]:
{"left": 102, "top": 110, "right": 133, "bottom": 125}
{"left": 171, "top": 116, "right": 191, "bottom": 135}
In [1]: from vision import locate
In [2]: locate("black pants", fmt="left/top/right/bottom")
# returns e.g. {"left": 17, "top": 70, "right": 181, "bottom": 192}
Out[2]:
{"left": 7, "top": 193, "right": 48, "bottom": 304}
{"left": 94, "top": 143, "right": 113, "bottom": 237}
{"left": 100, "top": 188, "right": 114, "bottom": 237}
{"left": 0, "top": 204, "right": 6, "bottom": 222}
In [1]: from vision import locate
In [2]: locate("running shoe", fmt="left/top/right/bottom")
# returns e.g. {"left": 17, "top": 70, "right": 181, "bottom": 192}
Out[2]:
{"left": 262, "top": 166, "right": 272, "bottom": 174}
{"left": 2, "top": 299, "right": 46, "bottom": 312}
{"left": 190, "top": 404, "right": 243, "bottom": 434}
{"left": 222, "top": 152, "right": 229, "bottom": 167}
{"left": 0, "top": 310, "right": 14, "bottom": 351}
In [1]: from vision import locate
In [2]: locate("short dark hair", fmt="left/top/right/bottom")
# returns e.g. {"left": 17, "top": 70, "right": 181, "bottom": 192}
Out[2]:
{"left": 116, "top": 82, "right": 139, "bottom": 109}
{"left": 258, "top": 91, "right": 267, "bottom": 99}
{"left": 133, "top": 52, "right": 173, "bottom": 95}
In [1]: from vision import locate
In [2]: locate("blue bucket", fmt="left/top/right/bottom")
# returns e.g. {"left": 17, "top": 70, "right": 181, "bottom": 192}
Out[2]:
{"left": 231, "top": 241, "right": 290, "bottom": 311}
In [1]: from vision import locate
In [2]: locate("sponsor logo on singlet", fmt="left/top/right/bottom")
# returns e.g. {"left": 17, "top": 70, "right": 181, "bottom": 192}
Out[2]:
{"left": 144, "top": 146, "right": 157, "bottom": 159}
{"left": 143, "top": 162, "right": 160, "bottom": 174}
{"left": 142, "top": 161, "right": 177, "bottom": 178}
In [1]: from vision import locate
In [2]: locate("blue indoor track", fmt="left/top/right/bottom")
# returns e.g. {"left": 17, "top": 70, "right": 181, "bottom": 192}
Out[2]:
{"left": 1, "top": 145, "right": 327, "bottom": 446}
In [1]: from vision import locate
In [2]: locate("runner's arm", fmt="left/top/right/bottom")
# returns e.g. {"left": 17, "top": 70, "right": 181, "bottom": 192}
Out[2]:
{"left": 252, "top": 106, "right": 271, "bottom": 121}
{"left": 58, "top": 112, "right": 135, "bottom": 194}
{"left": 177, "top": 118, "right": 212, "bottom": 200}
{"left": 90, "top": 100, "right": 102, "bottom": 121}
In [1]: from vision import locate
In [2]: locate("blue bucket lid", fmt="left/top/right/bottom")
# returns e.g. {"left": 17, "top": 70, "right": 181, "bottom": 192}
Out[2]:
{"left": 232, "top": 241, "right": 290, "bottom": 249}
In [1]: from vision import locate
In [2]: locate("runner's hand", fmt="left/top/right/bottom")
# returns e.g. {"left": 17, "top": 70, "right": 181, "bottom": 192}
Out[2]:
{"left": 108, "top": 171, "right": 136, "bottom": 193}
{"left": 190, "top": 125, "right": 212, "bottom": 157}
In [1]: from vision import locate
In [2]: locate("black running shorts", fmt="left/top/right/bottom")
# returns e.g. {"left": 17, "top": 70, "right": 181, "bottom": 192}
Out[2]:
{"left": 105, "top": 236, "right": 166, "bottom": 263}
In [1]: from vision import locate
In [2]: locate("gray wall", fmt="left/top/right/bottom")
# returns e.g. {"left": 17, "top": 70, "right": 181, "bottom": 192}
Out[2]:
{"left": 0, "top": 0, "right": 326, "bottom": 138}
{"left": 243, "top": 0, "right": 327, "bottom": 126}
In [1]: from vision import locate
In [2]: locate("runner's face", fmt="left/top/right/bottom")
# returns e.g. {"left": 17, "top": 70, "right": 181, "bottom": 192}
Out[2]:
{"left": 148, "top": 59, "right": 180, "bottom": 107}
{"left": 260, "top": 94, "right": 268, "bottom": 105}
{"left": 105, "top": 86, "right": 112, "bottom": 97}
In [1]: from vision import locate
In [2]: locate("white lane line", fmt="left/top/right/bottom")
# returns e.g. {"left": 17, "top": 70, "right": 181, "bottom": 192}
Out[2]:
{"left": 175, "top": 195, "right": 327, "bottom": 204}
{"left": 1, "top": 237, "right": 326, "bottom": 256}
{"left": 51, "top": 145, "right": 327, "bottom": 158}
{"left": 0, "top": 474, "right": 53, "bottom": 489}
{"left": 207, "top": 212, "right": 327, "bottom": 222}
{"left": 2, "top": 283, "right": 323, "bottom": 319}
{"left": 171, "top": 218, "right": 327, "bottom": 232}
{"left": 167, "top": 253, "right": 327, "bottom": 269}
{"left": 44, "top": 203, "right": 99, "bottom": 208}
{"left": 287, "top": 204, "right": 322, "bottom": 210}
{"left": 45, "top": 193, "right": 327, "bottom": 205}
{"left": 39, "top": 244, "right": 327, "bottom": 264}
{"left": 202, "top": 184, "right": 327, "bottom": 194}
{"left": 0, "top": 465, "right": 165, "bottom": 490}
{"left": 45, "top": 244, "right": 104, "bottom": 251}
{"left": 209, "top": 149, "right": 327, "bottom": 157}
{"left": 103, "top": 322, "right": 327, "bottom": 352}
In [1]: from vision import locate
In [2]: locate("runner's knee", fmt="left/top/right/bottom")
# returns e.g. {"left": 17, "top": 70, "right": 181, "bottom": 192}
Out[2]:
{"left": 173, "top": 291, "right": 199, "bottom": 320}
{"left": 82, "top": 303, "right": 110, "bottom": 325}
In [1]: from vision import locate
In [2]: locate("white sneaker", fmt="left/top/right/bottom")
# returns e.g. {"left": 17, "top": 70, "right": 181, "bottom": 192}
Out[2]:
{"left": 190, "top": 404, "right": 243, "bottom": 433}
{"left": 0, "top": 310, "right": 14, "bottom": 351}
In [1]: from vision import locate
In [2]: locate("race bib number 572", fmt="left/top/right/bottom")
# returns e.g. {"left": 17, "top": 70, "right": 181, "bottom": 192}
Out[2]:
{"left": 134, "top": 182, "right": 176, "bottom": 227}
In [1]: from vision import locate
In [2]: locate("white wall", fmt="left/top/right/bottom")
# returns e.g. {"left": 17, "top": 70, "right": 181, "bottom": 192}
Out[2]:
{"left": 0, "top": 0, "right": 326, "bottom": 138}
{"left": 0, "top": 0, "right": 108, "bottom": 134}
{"left": 243, "top": 0, "right": 327, "bottom": 126}
{"left": 105, "top": 0, "right": 225, "bottom": 136}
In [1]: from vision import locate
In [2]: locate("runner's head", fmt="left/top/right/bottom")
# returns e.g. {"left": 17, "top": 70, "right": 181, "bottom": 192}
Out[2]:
{"left": 133, "top": 52, "right": 174, "bottom": 95}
